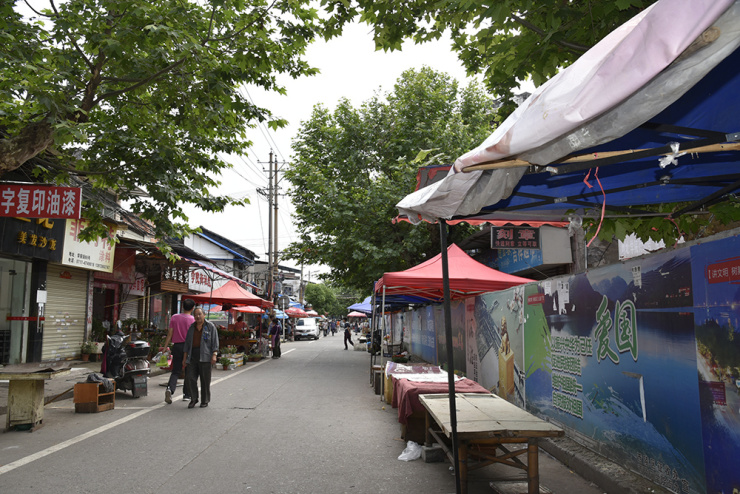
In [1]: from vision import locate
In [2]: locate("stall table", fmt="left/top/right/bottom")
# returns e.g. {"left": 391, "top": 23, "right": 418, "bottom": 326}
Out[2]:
{"left": 419, "top": 393, "right": 564, "bottom": 494}
{"left": 1, "top": 365, "right": 71, "bottom": 431}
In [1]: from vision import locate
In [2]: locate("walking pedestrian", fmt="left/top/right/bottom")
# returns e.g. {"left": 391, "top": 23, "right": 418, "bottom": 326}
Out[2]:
{"left": 269, "top": 315, "right": 282, "bottom": 358}
{"left": 344, "top": 323, "right": 354, "bottom": 350}
{"left": 162, "top": 298, "right": 195, "bottom": 404}
{"left": 330, "top": 319, "right": 337, "bottom": 336}
{"left": 182, "top": 307, "right": 219, "bottom": 409}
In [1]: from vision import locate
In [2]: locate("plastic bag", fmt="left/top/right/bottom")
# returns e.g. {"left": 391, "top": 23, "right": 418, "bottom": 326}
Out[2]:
{"left": 397, "top": 440, "right": 422, "bottom": 461}
{"left": 154, "top": 352, "right": 169, "bottom": 367}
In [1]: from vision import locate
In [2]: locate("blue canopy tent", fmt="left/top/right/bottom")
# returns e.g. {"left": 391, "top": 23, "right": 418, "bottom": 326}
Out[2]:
{"left": 394, "top": 3, "right": 740, "bottom": 492}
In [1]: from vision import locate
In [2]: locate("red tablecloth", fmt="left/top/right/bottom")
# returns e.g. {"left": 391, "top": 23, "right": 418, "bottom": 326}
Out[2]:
{"left": 391, "top": 377, "right": 491, "bottom": 425}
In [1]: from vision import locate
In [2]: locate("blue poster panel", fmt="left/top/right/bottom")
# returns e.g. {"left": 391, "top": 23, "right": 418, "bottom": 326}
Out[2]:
{"left": 690, "top": 236, "right": 740, "bottom": 494}
{"left": 525, "top": 248, "right": 706, "bottom": 494}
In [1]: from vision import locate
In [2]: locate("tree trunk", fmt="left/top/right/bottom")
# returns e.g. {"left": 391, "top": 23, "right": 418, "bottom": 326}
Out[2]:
{"left": 0, "top": 121, "right": 55, "bottom": 176}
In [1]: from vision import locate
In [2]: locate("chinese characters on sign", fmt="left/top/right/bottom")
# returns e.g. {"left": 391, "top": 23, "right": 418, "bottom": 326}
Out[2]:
{"left": 62, "top": 218, "right": 115, "bottom": 272}
{"left": 594, "top": 295, "right": 638, "bottom": 364}
{"left": 0, "top": 184, "right": 82, "bottom": 219}
{"left": 705, "top": 256, "right": 740, "bottom": 284}
{"left": 490, "top": 226, "right": 540, "bottom": 249}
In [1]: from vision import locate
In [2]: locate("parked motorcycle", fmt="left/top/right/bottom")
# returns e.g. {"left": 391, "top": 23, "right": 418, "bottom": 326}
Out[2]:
{"left": 103, "top": 331, "right": 150, "bottom": 398}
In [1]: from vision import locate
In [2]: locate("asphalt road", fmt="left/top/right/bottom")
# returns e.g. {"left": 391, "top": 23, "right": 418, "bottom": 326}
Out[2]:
{"left": 0, "top": 335, "right": 603, "bottom": 494}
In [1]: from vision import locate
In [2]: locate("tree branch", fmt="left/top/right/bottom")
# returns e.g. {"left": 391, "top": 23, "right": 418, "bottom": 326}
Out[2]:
{"left": 510, "top": 14, "right": 590, "bottom": 54}
{"left": 93, "top": 57, "right": 187, "bottom": 104}
{"left": 49, "top": 0, "right": 94, "bottom": 70}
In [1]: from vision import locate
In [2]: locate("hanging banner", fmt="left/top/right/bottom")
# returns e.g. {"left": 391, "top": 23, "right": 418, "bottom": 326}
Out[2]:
{"left": 0, "top": 184, "right": 82, "bottom": 219}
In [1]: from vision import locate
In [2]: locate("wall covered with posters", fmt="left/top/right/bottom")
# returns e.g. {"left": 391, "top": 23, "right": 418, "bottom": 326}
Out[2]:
{"left": 402, "top": 232, "right": 740, "bottom": 494}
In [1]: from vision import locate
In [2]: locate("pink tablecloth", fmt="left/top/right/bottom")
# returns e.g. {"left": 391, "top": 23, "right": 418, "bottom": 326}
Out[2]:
{"left": 391, "top": 377, "right": 491, "bottom": 425}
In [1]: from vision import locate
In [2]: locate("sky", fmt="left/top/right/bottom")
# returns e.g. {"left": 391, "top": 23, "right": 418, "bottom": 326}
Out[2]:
{"left": 179, "top": 22, "right": 481, "bottom": 279}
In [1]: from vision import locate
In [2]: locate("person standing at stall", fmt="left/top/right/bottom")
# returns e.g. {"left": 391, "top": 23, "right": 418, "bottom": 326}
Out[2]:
{"left": 269, "top": 315, "right": 282, "bottom": 359}
{"left": 183, "top": 307, "right": 219, "bottom": 409}
{"left": 162, "top": 298, "right": 195, "bottom": 404}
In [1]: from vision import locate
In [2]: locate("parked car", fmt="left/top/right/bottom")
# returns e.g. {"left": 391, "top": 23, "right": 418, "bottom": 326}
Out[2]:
{"left": 294, "top": 317, "right": 320, "bottom": 340}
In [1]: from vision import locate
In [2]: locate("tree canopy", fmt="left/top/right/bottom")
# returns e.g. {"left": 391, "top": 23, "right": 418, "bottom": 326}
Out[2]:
{"left": 283, "top": 67, "right": 495, "bottom": 292}
{"left": 322, "top": 0, "right": 653, "bottom": 117}
{"left": 1, "top": 0, "right": 322, "bottom": 243}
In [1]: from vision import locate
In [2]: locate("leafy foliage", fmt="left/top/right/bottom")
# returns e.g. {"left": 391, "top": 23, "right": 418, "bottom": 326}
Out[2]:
{"left": 583, "top": 197, "right": 740, "bottom": 246}
{"left": 321, "top": 0, "right": 651, "bottom": 117}
{"left": 304, "top": 282, "right": 354, "bottom": 317}
{"left": 1, "top": 0, "right": 323, "bottom": 244}
{"left": 284, "top": 68, "right": 492, "bottom": 291}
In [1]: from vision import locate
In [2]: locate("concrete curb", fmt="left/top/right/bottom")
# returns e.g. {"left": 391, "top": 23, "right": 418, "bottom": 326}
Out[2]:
{"left": 541, "top": 436, "right": 669, "bottom": 494}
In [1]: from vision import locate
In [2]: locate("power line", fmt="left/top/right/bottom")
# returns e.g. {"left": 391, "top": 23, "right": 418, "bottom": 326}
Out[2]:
{"left": 241, "top": 87, "right": 288, "bottom": 163}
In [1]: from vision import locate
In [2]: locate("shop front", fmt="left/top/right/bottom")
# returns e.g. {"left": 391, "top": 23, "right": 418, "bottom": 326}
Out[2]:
{"left": 0, "top": 216, "right": 66, "bottom": 364}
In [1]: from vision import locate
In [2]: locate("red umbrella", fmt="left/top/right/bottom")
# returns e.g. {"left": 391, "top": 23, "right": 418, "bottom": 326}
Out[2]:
{"left": 347, "top": 311, "right": 368, "bottom": 318}
{"left": 305, "top": 309, "right": 319, "bottom": 316}
{"left": 285, "top": 307, "right": 308, "bottom": 318}
{"left": 234, "top": 305, "right": 264, "bottom": 314}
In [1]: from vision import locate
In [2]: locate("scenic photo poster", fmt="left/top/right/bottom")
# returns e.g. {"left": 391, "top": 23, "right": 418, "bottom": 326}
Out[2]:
{"left": 525, "top": 248, "right": 706, "bottom": 494}
{"left": 477, "top": 288, "right": 526, "bottom": 407}
{"left": 690, "top": 235, "right": 740, "bottom": 494}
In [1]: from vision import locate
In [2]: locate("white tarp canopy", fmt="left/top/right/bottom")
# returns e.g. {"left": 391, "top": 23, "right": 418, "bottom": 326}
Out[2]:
{"left": 397, "top": 0, "right": 740, "bottom": 223}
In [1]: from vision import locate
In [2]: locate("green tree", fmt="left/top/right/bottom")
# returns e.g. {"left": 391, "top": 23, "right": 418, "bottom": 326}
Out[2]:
{"left": 284, "top": 67, "right": 493, "bottom": 291}
{"left": 322, "top": 0, "right": 651, "bottom": 117}
{"left": 304, "top": 282, "right": 350, "bottom": 318}
{"left": 1, "top": 0, "right": 322, "bottom": 244}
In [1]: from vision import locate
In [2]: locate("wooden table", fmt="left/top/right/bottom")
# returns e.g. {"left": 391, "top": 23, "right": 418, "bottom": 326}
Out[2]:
{"left": 419, "top": 393, "right": 564, "bottom": 494}
{"left": 1, "top": 366, "right": 71, "bottom": 432}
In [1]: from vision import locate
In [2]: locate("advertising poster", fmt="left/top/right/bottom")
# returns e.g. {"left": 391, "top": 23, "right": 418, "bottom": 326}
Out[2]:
{"left": 690, "top": 236, "right": 740, "bottom": 494}
{"left": 420, "top": 305, "right": 437, "bottom": 364}
{"left": 526, "top": 248, "right": 705, "bottom": 494}
{"left": 476, "top": 287, "right": 526, "bottom": 407}
{"left": 409, "top": 309, "right": 422, "bottom": 357}
{"left": 465, "top": 298, "right": 480, "bottom": 383}
{"left": 435, "top": 300, "right": 466, "bottom": 373}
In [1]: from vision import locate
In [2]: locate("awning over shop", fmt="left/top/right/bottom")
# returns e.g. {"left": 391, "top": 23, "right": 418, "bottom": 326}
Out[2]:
{"left": 396, "top": 0, "right": 740, "bottom": 223}
{"left": 185, "top": 280, "right": 273, "bottom": 308}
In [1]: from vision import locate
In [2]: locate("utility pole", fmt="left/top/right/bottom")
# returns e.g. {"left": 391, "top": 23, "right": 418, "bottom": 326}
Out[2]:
{"left": 272, "top": 151, "right": 280, "bottom": 304}
{"left": 267, "top": 151, "right": 273, "bottom": 302}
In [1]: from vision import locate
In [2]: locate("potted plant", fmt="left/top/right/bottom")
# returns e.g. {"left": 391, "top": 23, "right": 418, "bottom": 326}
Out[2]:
{"left": 80, "top": 340, "right": 96, "bottom": 361}
{"left": 219, "top": 356, "right": 231, "bottom": 370}
{"left": 248, "top": 353, "right": 263, "bottom": 362}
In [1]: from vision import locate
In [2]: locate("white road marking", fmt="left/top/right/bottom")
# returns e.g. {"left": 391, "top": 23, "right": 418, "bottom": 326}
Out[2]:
{"left": 0, "top": 352, "right": 292, "bottom": 476}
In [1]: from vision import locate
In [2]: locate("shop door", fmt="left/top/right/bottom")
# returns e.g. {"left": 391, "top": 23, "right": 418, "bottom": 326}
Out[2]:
{"left": 43, "top": 264, "right": 88, "bottom": 360}
{"left": 0, "top": 257, "right": 31, "bottom": 364}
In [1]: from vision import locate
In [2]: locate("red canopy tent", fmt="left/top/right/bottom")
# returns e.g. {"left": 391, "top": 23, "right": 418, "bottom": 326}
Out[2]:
{"left": 185, "top": 280, "right": 274, "bottom": 308}
{"left": 374, "top": 243, "right": 532, "bottom": 301}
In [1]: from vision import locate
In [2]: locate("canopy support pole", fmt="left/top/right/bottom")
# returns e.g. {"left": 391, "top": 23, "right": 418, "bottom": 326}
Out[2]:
{"left": 381, "top": 286, "right": 387, "bottom": 385}
{"left": 440, "top": 220, "right": 461, "bottom": 494}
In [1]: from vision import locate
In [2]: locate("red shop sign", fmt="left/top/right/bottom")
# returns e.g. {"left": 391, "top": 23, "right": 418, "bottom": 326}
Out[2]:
{"left": 0, "top": 183, "right": 82, "bottom": 219}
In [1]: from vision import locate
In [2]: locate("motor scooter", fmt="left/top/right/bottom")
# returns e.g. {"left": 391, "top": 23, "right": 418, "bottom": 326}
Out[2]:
{"left": 104, "top": 331, "right": 150, "bottom": 398}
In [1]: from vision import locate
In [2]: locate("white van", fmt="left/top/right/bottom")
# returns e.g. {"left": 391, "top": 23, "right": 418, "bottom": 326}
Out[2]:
{"left": 294, "top": 317, "right": 320, "bottom": 340}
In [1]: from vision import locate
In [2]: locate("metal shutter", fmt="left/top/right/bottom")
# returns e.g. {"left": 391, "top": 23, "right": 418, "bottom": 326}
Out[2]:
{"left": 43, "top": 264, "right": 89, "bottom": 361}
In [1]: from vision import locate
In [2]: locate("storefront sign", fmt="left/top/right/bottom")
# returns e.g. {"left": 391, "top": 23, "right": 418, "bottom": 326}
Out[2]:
{"left": 189, "top": 270, "right": 213, "bottom": 292}
{"left": 491, "top": 226, "right": 540, "bottom": 249}
{"left": 128, "top": 273, "right": 147, "bottom": 296}
{"left": 0, "top": 217, "right": 65, "bottom": 261}
{"left": 6, "top": 316, "right": 45, "bottom": 321}
{"left": 62, "top": 219, "right": 115, "bottom": 272}
{"left": 0, "top": 184, "right": 82, "bottom": 219}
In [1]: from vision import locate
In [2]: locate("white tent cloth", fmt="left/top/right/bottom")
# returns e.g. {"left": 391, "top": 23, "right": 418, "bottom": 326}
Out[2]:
{"left": 397, "top": 0, "right": 739, "bottom": 223}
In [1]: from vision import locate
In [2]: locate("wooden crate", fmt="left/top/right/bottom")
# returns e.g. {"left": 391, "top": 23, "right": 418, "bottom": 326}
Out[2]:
{"left": 73, "top": 381, "right": 116, "bottom": 413}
